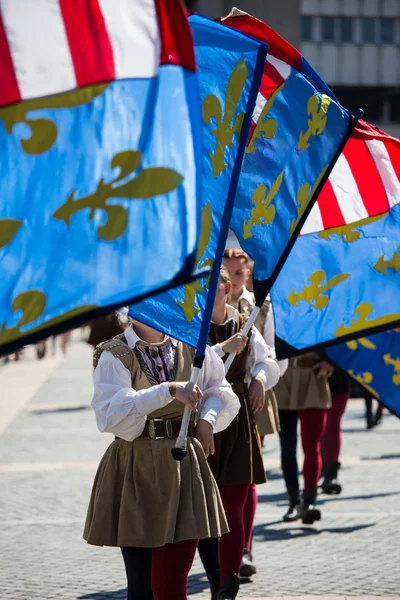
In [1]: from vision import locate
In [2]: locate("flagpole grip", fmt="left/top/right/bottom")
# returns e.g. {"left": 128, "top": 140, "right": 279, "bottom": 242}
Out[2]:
{"left": 224, "top": 306, "right": 261, "bottom": 375}
{"left": 172, "top": 366, "right": 202, "bottom": 461}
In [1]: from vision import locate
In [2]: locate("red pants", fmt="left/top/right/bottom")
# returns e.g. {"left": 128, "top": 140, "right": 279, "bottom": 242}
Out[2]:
{"left": 243, "top": 483, "right": 257, "bottom": 551}
{"left": 122, "top": 539, "right": 198, "bottom": 600}
{"left": 322, "top": 393, "right": 349, "bottom": 464}
{"left": 300, "top": 408, "right": 327, "bottom": 491}
{"left": 152, "top": 539, "right": 198, "bottom": 599}
{"left": 218, "top": 483, "right": 250, "bottom": 583}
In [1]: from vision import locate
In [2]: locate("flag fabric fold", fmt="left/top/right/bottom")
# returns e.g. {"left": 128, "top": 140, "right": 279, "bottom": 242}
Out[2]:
{"left": 273, "top": 120, "right": 400, "bottom": 357}
{"left": 325, "top": 330, "right": 400, "bottom": 418}
{"left": 131, "top": 14, "right": 268, "bottom": 349}
{"left": 219, "top": 8, "right": 354, "bottom": 286}
{"left": 0, "top": 0, "right": 202, "bottom": 355}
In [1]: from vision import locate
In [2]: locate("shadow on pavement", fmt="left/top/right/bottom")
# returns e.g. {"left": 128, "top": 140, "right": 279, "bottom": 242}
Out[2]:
{"left": 317, "top": 489, "right": 400, "bottom": 504}
{"left": 31, "top": 406, "right": 90, "bottom": 415}
{"left": 361, "top": 453, "right": 400, "bottom": 460}
{"left": 264, "top": 470, "right": 283, "bottom": 481}
{"left": 78, "top": 589, "right": 126, "bottom": 599}
{"left": 258, "top": 491, "right": 287, "bottom": 503}
{"left": 253, "top": 521, "right": 375, "bottom": 541}
{"left": 187, "top": 571, "right": 209, "bottom": 595}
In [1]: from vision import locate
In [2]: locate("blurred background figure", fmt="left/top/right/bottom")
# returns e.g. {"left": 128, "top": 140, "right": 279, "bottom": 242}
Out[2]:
{"left": 87, "top": 312, "right": 127, "bottom": 348}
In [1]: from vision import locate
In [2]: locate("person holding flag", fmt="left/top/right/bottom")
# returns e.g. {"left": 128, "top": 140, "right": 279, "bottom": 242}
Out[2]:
{"left": 83, "top": 314, "right": 241, "bottom": 599}
{"left": 197, "top": 266, "right": 280, "bottom": 600}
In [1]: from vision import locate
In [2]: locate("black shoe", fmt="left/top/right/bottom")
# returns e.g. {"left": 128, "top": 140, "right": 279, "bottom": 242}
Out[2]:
{"left": 217, "top": 574, "right": 240, "bottom": 600}
{"left": 239, "top": 549, "right": 256, "bottom": 578}
{"left": 282, "top": 488, "right": 301, "bottom": 522}
{"left": 301, "top": 487, "right": 321, "bottom": 525}
{"left": 282, "top": 503, "right": 301, "bottom": 522}
{"left": 321, "top": 461, "right": 342, "bottom": 495}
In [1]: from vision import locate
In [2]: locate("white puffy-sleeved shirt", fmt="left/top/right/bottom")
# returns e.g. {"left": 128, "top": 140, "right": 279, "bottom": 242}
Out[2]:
{"left": 261, "top": 300, "right": 288, "bottom": 378}
{"left": 211, "top": 305, "right": 281, "bottom": 391}
{"left": 91, "top": 326, "right": 240, "bottom": 442}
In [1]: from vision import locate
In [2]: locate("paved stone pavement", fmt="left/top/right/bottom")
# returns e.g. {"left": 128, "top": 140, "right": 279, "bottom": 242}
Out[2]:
{"left": 1, "top": 338, "right": 400, "bottom": 600}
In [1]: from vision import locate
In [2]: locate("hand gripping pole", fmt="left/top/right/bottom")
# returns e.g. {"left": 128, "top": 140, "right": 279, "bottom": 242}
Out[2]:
{"left": 171, "top": 366, "right": 202, "bottom": 461}
{"left": 223, "top": 306, "right": 260, "bottom": 375}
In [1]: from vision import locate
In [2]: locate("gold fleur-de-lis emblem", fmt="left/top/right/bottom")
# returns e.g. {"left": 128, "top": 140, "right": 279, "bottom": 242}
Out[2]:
{"left": 0, "top": 290, "right": 96, "bottom": 346}
{"left": 53, "top": 151, "right": 183, "bottom": 241}
{"left": 246, "top": 83, "right": 284, "bottom": 154}
{"left": 0, "top": 219, "right": 23, "bottom": 249}
{"left": 177, "top": 203, "right": 214, "bottom": 323}
{"left": 287, "top": 270, "right": 350, "bottom": 310}
{"left": 243, "top": 172, "right": 283, "bottom": 240}
{"left": 348, "top": 369, "right": 379, "bottom": 398}
{"left": 0, "top": 83, "right": 108, "bottom": 155}
{"left": 346, "top": 337, "right": 377, "bottom": 351}
{"left": 383, "top": 353, "right": 400, "bottom": 386}
{"left": 319, "top": 213, "right": 387, "bottom": 243}
{"left": 290, "top": 166, "right": 328, "bottom": 236}
{"left": 298, "top": 94, "right": 331, "bottom": 150}
{"left": 335, "top": 303, "right": 400, "bottom": 338}
{"left": 374, "top": 246, "right": 400, "bottom": 275}
{"left": 202, "top": 58, "right": 248, "bottom": 178}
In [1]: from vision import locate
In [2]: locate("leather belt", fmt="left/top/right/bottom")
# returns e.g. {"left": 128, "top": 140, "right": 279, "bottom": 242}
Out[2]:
{"left": 141, "top": 418, "right": 195, "bottom": 440}
{"left": 289, "top": 357, "right": 319, "bottom": 369}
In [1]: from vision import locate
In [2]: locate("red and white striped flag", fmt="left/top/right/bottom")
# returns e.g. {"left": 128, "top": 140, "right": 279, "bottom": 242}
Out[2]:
{"left": 302, "top": 119, "right": 400, "bottom": 234}
{"left": 0, "top": 0, "right": 195, "bottom": 107}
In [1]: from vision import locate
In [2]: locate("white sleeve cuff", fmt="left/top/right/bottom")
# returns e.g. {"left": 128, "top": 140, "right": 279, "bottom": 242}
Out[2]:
{"left": 252, "top": 366, "right": 268, "bottom": 389}
{"left": 198, "top": 410, "right": 218, "bottom": 430}
{"left": 211, "top": 343, "right": 225, "bottom": 358}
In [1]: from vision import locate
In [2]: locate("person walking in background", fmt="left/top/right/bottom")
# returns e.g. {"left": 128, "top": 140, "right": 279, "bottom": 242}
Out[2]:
{"left": 275, "top": 355, "right": 333, "bottom": 525}
{"left": 197, "top": 267, "right": 280, "bottom": 600}
{"left": 87, "top": 312, "right": 126, "bottom": 348}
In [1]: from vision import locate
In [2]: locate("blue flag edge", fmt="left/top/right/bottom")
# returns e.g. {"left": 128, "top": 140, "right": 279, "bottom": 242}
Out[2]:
{"left": 0, "top": 263, "right": 210, "bottom": 358}
{"left": 252, "top": 108, "right": 364, "bottom": 309}
{"left": 193, "top": 43, "right": 269, "bottom": 366}
{"left": 127, "top": 43, "right": 268, "bottom": 358}
{"left": 275, "top": 314, "right": 400, "bottom": 361}
{"left": 321, "top": 348, "right": 400, "bottom": 419}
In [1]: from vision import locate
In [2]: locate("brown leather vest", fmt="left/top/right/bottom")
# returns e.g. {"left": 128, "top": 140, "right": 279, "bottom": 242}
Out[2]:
{"left": 94, "top": 332, "right": 195, "bottom": 420}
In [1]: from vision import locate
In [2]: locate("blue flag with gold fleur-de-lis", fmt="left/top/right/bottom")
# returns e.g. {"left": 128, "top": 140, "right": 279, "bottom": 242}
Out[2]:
{"left": 131, "top": 14, "right": 267, "bottom": 349}
{"left": 219, "top": 9, "right": 354, "bottom": 289}
{"left": 325, "top": 331, "right": 400, "bottom": 418}
{"left": 273, "top": 120, "right": 400, "bottom": 358}
{"left": 0, "top": 2, "right": 203, "bottom": 355}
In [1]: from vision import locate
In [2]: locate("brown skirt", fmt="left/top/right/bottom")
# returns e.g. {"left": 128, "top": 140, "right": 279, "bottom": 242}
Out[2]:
{"left": 256, "top": 389, "right": 280, "bottom": 436}
{"left": 208, "top": 393, "right": 266, "bottom": 486}
{"left": 275, "top": 366, "right": 332, "bottom": 411}
{"left": 83, "top": 436, "right": 228, "bottom": 548}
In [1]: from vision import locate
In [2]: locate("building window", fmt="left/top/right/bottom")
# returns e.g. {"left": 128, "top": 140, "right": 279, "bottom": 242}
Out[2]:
{"left": 302, "top": 15, "right": 313, "bottom": 42}
{"left": 322, "top": 16, "right": 335, "bottom": 42}
{"left": 380, "top": 18, "right": 394, "bottom": 44}
{"left": 362, "top": 18, "right": 376, "bottom": 44}
{"left": 339, "top": 17, "right": 353, "bottom": 42}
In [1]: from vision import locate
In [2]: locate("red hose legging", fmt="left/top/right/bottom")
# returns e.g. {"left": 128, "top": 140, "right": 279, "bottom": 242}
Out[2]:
{"left": 151, "top": 538, "right": 198, "bottom": 599}
{"left": 299, "top": 408, "right": 327, "bottom": 491}
{"left": 218, "top": 483, "right": 250, "bottom": 583}
{"left": 321, "top": 393, "right": 349, "bottom": 464}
